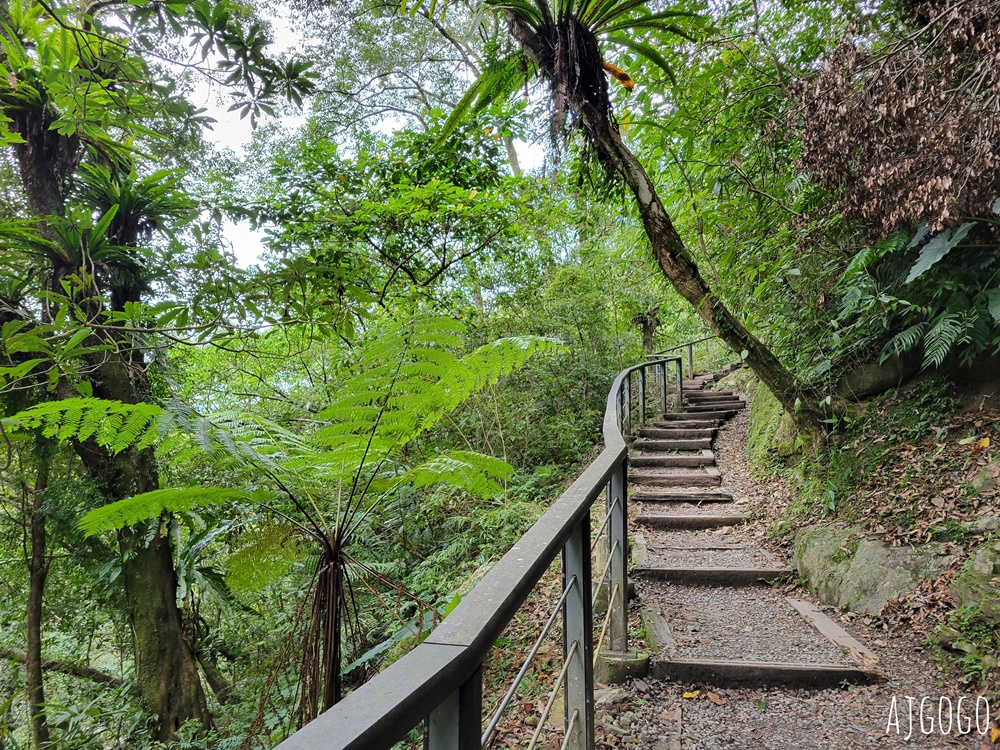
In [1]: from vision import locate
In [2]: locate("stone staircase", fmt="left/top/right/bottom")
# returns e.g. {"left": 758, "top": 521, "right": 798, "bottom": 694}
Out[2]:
{"left": 629, "top": 370, "right": 887, "bottom": 691}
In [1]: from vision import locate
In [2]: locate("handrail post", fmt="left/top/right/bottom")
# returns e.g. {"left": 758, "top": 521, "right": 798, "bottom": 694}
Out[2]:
{"left": 638, "top": 367, "right": 646, "bottom": 426}
{"left": 607, "top": 458, "right": 627, "bottom": 652}
{"left": 623, "top": 373, "right": 631, "bottom": 437}
{"left": 675, "top": 359, "right": 684, "bottom": 412}
{"left": 660, "top": 359, "right": 668, "bottom": 416}
{"left": 686, "top": 343, "right": 694, "bottom": 379}
{"left": 426, "top": 666, "right": 483, "bottom": 750}
{"left": 563, "top": 514, "right": 594, "bottom": 750}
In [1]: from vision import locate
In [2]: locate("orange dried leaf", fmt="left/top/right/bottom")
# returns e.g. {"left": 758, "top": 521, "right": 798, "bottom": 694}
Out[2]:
{"left": 601, "top": 60, "right": 635, "bottom": 91}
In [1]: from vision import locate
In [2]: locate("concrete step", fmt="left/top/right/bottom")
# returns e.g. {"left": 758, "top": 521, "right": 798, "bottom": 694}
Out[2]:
{"left": 637, "top": 427, "right": 716, "bottom": 440}
{"left": 659, "top": 411, "right": 735, "bottom": 421}
{"left": 685, "top": 402, "right": 745, "bottom": 412}
{"left": 631, "top": 489, "right": 734, "bottom": 503}
{"left": 633, "top": 566, "right": 791, "bottom": 585}
{"left": 630, "top": 467, "right": 721, "bottom": 487}
{"left": 649, "top": 658, "right": 885, "bottom": 688}
{"left": 650, "top": 419, "right": 720, "bottom": 429}
{"left": 629, "top": 450, "right": 715, "bottom": 468}
{"left": 633, "top": 438, "right": 713, "bottom": 451}
{"left": 635, "top": 513, "right": 744, "bottom": 529}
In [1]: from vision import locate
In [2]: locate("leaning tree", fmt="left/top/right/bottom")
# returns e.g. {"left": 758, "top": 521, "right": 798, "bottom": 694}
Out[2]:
{"left": 430, "top": 0, "right": 831, "bottom": 428}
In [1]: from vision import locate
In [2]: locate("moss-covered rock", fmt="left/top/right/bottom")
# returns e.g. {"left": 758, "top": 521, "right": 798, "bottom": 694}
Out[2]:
{"left": 835, "top": 352, "right": 921, "bottom": 401}
{"left": 793, "top": 523, "right": 954, "bottom": 614}
{"left": 950, "top": 539, "right": 1000, "bottom": 622}
{"left": 971, "top": 466, "right": 998, "bottom": 494}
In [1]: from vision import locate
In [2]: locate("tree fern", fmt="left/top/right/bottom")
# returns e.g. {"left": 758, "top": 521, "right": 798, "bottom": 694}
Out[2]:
{"left": 224, "top": 523, "right": 305, "bottom": 593}
{"left": 395, "top": 450, "right": 514, "bottom": 499}
{"left": 311, "top": 313, "right": 561, "bottom": 479}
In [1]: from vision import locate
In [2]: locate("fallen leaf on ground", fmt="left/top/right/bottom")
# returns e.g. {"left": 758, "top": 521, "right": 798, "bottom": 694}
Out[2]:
{"left": 682, "top": 690, "right": 700, "bottom": 699}
{"left": 706, "top": 692, "right": 727, "bottom": 706}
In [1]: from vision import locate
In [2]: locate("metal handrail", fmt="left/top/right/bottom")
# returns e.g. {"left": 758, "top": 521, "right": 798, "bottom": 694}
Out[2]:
{"left": 648, "top": 334, "right": 717, "bottom": 357}
{"left": 272, "top": 350, "right": 696, "bottom": 750}
{"left": 649, "top": 335, "right": 737, "bottom": 379}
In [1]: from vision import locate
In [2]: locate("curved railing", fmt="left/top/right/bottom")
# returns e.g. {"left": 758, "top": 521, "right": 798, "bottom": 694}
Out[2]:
{"left": 274, "top": 349, "right": 699, "bottom": 750}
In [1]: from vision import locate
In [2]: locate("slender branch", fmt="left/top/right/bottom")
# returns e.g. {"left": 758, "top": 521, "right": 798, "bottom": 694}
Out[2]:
{"left": 0, "top": 645, "right": 125, "bottom": 687}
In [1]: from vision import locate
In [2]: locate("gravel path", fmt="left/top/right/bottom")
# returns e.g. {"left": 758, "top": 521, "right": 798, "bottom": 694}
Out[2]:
{"left": 614, "top": 379, "right": 989, "bottom": 749}
{"left": 641, "top": 583, "right": 852, "bottom": 664}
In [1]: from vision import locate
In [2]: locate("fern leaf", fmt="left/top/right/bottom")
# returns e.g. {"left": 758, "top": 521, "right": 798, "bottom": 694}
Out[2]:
{"left": 225, "top": 523, "right": 305, "bottom": 593}
{"left": 881, "top": 322, "right": 927, "bottom": 362}
{"left": 921, "top": 312, "right": 965, "bottom": 369}
{"left": 4, "top": 398, "right": 163, "bottom": 454}
{"left": 78, "top": 487, "right": 257, "bottom": 536}
{"left": 400, "top": 450, "right": 514, "bottom": 499}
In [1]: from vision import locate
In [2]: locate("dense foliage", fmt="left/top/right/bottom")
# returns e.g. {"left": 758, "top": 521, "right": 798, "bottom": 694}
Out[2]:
{"left": 0, "top": 0, "right": 997, "bottom": 746}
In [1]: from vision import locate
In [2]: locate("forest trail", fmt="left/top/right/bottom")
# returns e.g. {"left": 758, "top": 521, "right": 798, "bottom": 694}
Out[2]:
{"left": 620, "top": 374, "right": 986, "bottom": 749}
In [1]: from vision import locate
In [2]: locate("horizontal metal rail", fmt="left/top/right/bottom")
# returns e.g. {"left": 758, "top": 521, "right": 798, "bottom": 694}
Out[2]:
{"left": 649, "top": 335, "right": 717, "bottom": 357}
{"left": 272, "top": 350, "right": 705, "bottom": 750}
{"left": 649, "top": 336, "right": 735, "bottom": 379}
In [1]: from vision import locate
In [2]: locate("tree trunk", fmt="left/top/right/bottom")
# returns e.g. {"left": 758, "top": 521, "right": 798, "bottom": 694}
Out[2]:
{"left": 0, "top": 6, "right": 212, "bottom": 727}
{"left": 26, "top": 439, "right": 51, "bottom": 750}
{"left": 505, "top": 17, "right": 828, "bottom": 431}
{"left": 574, "top": 99, "right": 826, "bottom": 428}
{"left": 73, "top": 435, "right": 212, "bottom": 740}
{"left": 125, "top": 529, "right": 212, "bottom": 739}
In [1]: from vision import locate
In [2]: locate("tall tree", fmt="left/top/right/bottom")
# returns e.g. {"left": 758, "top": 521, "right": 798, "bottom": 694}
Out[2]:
{"left": 0, "top": 0, "right": 314, "bottom": 738}
{"left": 436, "top": 0, "right": 831, "bottom": 428}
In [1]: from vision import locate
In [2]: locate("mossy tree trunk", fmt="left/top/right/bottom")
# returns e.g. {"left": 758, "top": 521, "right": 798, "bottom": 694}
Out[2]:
{"left": 26, "top": 437, "right": 51, "bottom": 750}
{"left": 0, "top": 2, "right": 211, "bottom": 734}
{"left": 509, "top": 19, "right": 829, "bottom": 432}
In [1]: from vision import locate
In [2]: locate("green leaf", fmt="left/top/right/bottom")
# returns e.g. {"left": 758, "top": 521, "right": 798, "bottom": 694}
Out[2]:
{"left": 78, "top": 487, "right": 256, "bottom": 536}
{"left": 988, "top": 288, "right": 1000, "bottom": 324}
{"left": 905, "top": 222, "right": 974, "bottom": 283}
{"left": 906, "top": 224, "right": 930, "bottom": 250}
{"left": 61, "top": 326, "right": 92, "bottom": 354}
{"left": 604, "top": 35, "right": 677, "bottom": 84}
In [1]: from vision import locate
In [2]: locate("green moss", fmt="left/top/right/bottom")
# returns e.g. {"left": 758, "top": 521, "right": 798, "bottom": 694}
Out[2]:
{"left": 746, "top": 379, "right": 785, "bottom": 475}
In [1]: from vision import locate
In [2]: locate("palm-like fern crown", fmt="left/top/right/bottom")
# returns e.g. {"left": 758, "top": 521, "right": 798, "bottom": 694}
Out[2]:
{"left": 435, "top": 0, "right": 700, "bottom": 138}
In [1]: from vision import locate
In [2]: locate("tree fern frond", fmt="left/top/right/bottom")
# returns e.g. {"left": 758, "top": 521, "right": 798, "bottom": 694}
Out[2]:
{"left": 312, "top": 317, "right": 559, "bottom": 467}
{"left": 225, "top": 523, "right": 305, "bottom": 593}
{"left": 450, "top": 336, "right": 563, "bottom": 399}
{"left": 400, "top": 450, "right": 514, "bottom": 499}
{"left": 3, "top": 398, "right": 163, "bottom": 453}
{"left": 78, "top": 487, "right": 259, "bottom": 536}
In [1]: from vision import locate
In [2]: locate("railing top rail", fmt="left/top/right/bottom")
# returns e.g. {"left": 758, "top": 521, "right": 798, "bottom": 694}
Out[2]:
{"left": 274, "top": 349, "right": 695, "bottom": 750}
{"left": 648, "top": 335, "right": 718, "bottom": 357}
